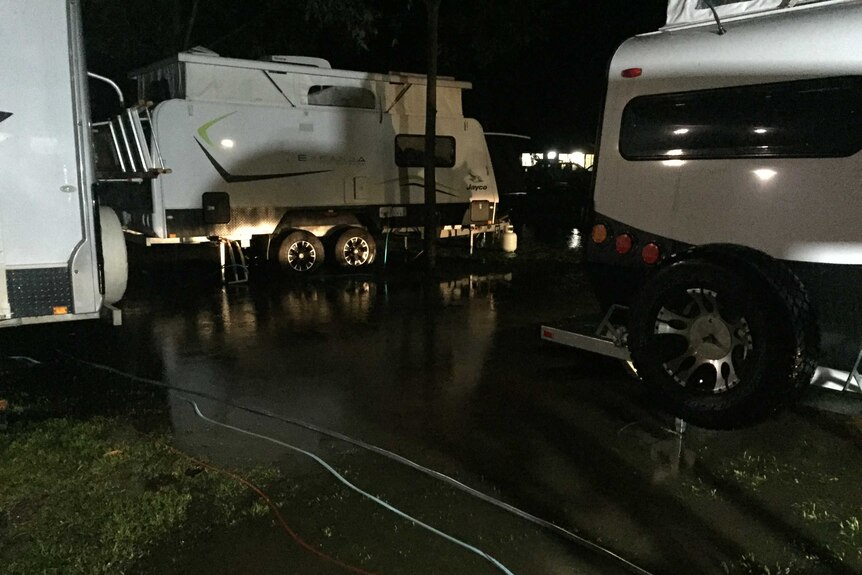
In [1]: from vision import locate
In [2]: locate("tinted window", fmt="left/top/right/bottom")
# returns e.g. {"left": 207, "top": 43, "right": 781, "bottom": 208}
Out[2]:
{"left": 697, "top": 0, "right": 747, "bottom": 7}
{"left": 620, "top": 77, "right": 862, "bottom": 160}
{"left": 308, "top": 85, "right": 375, "bottom": 109}
{"left": 395, "top": 135, "right": 457, "bottom": 168}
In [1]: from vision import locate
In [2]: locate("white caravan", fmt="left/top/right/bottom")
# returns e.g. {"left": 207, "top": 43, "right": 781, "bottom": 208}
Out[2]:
{"left": 543, "top": 0, "right": 862, "bottom": 427}
{"left": 100, "top": 51, "right": 499, "bottom": 273}
{"left": 0, "top": 0, "right": 130, "bottom": 327}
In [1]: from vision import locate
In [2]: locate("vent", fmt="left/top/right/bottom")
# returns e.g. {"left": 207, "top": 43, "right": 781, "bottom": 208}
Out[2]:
{"left": 263, "top": 55, "right": 331, "bottom": 69}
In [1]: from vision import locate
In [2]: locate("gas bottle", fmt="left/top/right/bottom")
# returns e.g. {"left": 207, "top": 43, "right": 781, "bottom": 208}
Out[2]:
{"left": 501, "top": 225, "right": 518, "bottom": 253}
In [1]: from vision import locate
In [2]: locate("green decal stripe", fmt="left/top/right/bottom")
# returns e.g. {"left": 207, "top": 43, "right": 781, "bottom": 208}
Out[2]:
{"left": 197, "top": 112, "right": 236, "bottom": 147}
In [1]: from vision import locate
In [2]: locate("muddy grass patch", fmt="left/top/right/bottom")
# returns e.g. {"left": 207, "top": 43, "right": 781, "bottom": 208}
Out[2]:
{"left": 0, "top": 359, "right": 289, "bottom": 574}
{"left": 680, "top": 419, "right": 862, "bottom": 575}
{"left": 0, "top": 416, "right": 283, "bottom": 575}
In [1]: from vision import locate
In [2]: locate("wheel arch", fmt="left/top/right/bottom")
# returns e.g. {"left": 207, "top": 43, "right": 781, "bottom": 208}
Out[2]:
{"left": 654, "top": 244, "right": 806, "bottom": 302}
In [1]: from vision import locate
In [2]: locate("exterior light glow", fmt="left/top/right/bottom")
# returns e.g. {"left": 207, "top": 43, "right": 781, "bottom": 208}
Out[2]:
{"left": 753, "top": 168, "right": 777, "bottom": 181}
{"left": 665, "top": 149, "right": 684, "bottom": 156}
{"left": 547, "top": 151, "right": 558, "bottom": 160}
{"left": 221, "top": 139, "right": 235, "bottom": 149}
{"left": 673, "top": 128, "right": 690, "bottom": 135}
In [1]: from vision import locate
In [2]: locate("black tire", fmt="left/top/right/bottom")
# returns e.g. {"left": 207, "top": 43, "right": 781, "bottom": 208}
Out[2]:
{"left": 333, "top": 227, "right": 376, "bottom": 268}
{"left": 277, "top": 230, "right": 325, "bottom": 274}
{"left": 628, "top": 251, "right": 818, "bottom": 429}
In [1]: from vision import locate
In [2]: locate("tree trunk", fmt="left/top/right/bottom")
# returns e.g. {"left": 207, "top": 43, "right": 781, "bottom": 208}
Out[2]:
{"left": 423, "top": 0, "right": 441, "bottom": 272}
{"left": 183, "top": 0, "right": 201, "bottom": 51}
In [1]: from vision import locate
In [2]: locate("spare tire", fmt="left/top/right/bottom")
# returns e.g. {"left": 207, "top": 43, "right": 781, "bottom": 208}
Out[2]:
{"left": 628, "top": 249, "right": 818, "bottom": 429}
{"left": 99, "top": 206, "right": 128, "bottom": 305}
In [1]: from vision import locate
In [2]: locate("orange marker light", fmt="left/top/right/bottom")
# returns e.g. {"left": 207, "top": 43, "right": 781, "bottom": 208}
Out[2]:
{"left": 591, "top": 224, "right": 609, "bottom": 244}
{"left": 53, "top": 306, "right": 69, "bottom": 315}
{"left": 615, "top": 234, "right": 633, "bottom": 255}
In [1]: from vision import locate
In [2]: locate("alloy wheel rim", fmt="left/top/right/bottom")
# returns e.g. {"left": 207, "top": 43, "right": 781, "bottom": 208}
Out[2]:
{"left": 653, "top": 288, "right": 753, "bottom": 394}
{"left": 287, "top": 241, "right": 317, "bottom": 272}
{"left": 342, "top": 237, "right": 370, "bottom": 266}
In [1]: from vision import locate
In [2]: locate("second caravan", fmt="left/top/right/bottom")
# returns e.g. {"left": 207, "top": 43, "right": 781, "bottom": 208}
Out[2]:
{"left": 543, "top": 0, "right": 862, "bottom": 428}
{"left": 101, "top": 51, "right": 500, "bottom": 273}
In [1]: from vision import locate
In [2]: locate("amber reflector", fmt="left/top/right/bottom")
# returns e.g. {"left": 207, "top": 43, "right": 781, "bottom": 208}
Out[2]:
{"left": 591, "top": 224, "right": 608, "bottom": 244}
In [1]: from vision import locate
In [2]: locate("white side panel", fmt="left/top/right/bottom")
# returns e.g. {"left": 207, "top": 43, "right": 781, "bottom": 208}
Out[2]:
{"left": 0, "top": 1, "right": 85, "bottom": 267}
{"left": 672, "top": 155, "right": 862, "bottom": 262}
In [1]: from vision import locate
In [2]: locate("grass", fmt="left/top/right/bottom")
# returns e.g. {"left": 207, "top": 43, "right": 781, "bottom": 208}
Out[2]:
{"left": 0, "top": 416, "right": 280, "bottom": 575}
{"left": 687, "top": 439, "right": 862, "bottom": 574}
{"left": 722, "top": 553, "right": 797, "bottom": 574}
{"left": 0, "top": 357, "right": 285, "bottom": 575}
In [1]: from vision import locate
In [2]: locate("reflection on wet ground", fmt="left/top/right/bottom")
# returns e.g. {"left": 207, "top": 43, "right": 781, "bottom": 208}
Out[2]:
{"left": 4, "top": 258, "right": 862, "bottom": 575}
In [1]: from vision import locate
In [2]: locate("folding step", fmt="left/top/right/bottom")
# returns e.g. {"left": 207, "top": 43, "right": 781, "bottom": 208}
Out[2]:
{"left": 92, "top": 104, "right": 168, "bottom": 181}
{"left": 845, "top": 348, "right": 862, "bottom": 393}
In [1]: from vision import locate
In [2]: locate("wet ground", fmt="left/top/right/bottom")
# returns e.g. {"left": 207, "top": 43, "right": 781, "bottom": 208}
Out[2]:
{"left": 2, "top": 238, "right": 862, "bottom": 575}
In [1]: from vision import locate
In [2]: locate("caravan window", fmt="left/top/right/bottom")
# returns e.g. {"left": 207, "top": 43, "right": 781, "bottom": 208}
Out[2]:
{"left": 620, "top": 77, "right": 862, "bottom": 160}
{"left": 696, "top": 0, "right": 747, "bottom": 6}
{"left": 395, "top": 135, "right": 457, "bottom": 168}
{"left": 307, "top": 85, "right": 375, "bottom": 109}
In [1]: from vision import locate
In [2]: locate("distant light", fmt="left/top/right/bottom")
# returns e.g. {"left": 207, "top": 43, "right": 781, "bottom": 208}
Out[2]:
{"left": 521, "top": 153, "right": 536, "bottom": 167}
{"left": 221, "top": 139, "right": 235, "bottom": 149}
{"left": 568, "top": 229, "right": 582, "bottom": 250}
{"left": 753, "top": 168, "right": 777, "bottom": 181}
{"left": 662, "top": 159, "right": 686, "bottom": 167}
{"left": 673, "top": 128, "right": 690, "bottom": 135}
{"left": 665, "top": 149, "right": 684, "bottom": 156}
{"left": 547, "top": 151, "right": 558, "bottom": 160}
{"left": 754, "top": 128, "right": 768, "bottom": 135}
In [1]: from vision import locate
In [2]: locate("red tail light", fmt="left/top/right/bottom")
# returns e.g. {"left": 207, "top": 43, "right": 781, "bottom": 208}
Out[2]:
{"left": 622, "top": 68, "right": 643, "bottom": 78}
{"left": 615, "top": 234, "right": 633, "bottom": 255}
{"left": 642, "top": 243, "right": 661, "bottom": 265}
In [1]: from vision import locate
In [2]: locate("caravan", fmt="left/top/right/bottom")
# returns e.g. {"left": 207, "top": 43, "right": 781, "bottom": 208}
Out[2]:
{"left": 543, "top": 0, "right": 862, "bottom": 427}
{"left": 0, "top": 0, "right": 134, "bottom": 327}
{"left": 101, "top": 51, "right": 500, "bottom": 273}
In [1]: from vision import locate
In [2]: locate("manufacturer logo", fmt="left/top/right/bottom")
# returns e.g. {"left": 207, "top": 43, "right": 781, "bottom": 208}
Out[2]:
{"left": 467, "top": 184, "right": 488, "bottom": 192}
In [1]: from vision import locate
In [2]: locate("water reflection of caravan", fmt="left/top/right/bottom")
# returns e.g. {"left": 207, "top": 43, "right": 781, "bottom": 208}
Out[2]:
{"left": 101, "top": 51, "right": 499, "bottom": 274}
{"left": 543, "top": 0, "right": 862, "bottom": 428}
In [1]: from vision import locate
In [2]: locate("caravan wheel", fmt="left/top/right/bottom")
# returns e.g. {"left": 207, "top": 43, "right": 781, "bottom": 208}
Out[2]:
{"left": 277, "top": 230, "right": 325, "bottom": 274}
{"left": 334, "top": 227, "right": 376, "bottom": 268}
{"left": 628, "top": 254, "right": 817, "bottom": 429}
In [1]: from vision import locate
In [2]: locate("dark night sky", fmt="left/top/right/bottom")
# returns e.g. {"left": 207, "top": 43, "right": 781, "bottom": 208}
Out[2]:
{"left": 84, "top": 0, "right": 668, "bottom": 149}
